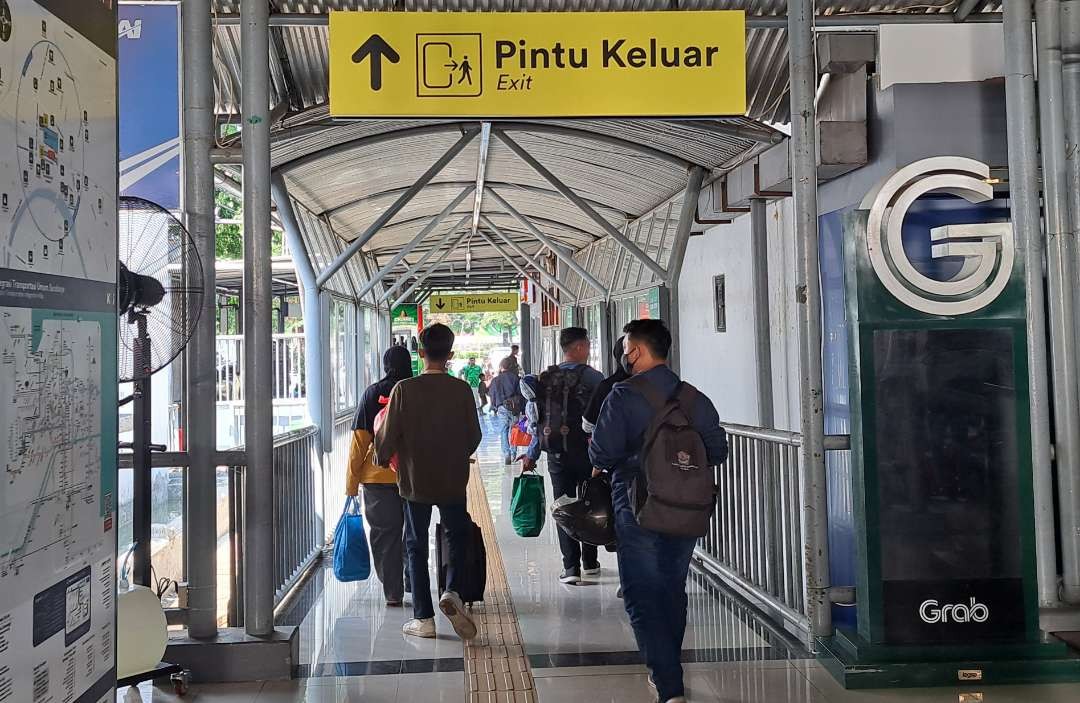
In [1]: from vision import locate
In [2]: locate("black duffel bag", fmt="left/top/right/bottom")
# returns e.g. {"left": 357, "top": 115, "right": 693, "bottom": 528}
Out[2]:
{"left": 551, "top": 474, "right": 616, "bottom": 548}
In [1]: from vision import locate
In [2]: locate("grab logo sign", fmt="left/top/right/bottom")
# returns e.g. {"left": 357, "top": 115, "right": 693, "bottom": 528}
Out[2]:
{"left": 860, "top": 157, "right": 1013, "bottom": 316}
{"left": 918, "top": 597, "right": 989, "bottom": 625}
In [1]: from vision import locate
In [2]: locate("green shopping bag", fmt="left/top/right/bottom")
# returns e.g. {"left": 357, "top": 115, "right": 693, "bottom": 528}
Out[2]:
{"left": 511, "top": 469, "right": 546, "bottom": 538}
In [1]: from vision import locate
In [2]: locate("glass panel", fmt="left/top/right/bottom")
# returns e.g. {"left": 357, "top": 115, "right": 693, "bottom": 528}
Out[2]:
{"left": 116, "top": 465, "right": 184, "bottom": 607}
{"left": 215, "top": 465, "right": 232, "bottom": 626}
{"left": 586, "top": 304, "right": 603, "bottom": 371}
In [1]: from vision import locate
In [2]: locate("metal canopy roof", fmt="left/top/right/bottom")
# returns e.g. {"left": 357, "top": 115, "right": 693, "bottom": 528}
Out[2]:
{"left": 209, "top": 1, "right": 1002, "bottom": 298}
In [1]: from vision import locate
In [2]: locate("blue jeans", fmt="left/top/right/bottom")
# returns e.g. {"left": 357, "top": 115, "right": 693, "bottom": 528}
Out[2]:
{"left": 403, "top": 500, "right": 470, "bottom": 620}
{"left": 497, "top": 407, "right": 516, "bottom": 459}
{"left": 614, "top": 506, "right": 698, "bottom": 702}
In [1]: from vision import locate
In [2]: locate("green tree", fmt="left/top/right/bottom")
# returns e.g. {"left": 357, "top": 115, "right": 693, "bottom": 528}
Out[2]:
{"left": 214, "top": 188, "right": 285, "bottom": 259}
{"left": 215, "top": 189, "right": 242, "bottom": 260}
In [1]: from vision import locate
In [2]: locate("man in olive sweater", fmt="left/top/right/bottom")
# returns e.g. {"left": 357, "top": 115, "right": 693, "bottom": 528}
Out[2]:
{"left": 375, "top": 323, "right": 483, "bottom": 641}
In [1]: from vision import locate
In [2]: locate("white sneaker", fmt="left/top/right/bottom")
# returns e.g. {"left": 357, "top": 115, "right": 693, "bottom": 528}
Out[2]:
{"left": 402, "top": 617, "right": 436, "bottom": 639}
{"left": 582, "top": 564, "right": 601, "bottom": 577}
{"left": 438, "top": 591, "right": 478, "bottom": 641}
{"left": 665, "top": 698, "right": 687, "bottom": 703}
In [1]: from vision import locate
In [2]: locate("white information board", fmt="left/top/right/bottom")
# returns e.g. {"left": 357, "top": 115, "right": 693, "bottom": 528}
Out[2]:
{"left": 0, "top": 1, "right": 118, "bottom": 702}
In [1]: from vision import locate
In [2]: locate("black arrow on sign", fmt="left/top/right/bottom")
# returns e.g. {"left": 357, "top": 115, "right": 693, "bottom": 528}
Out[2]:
{"left": 352, "top": 34, "right": 399, "bottom": 91}
{"left": 435, "top": 299, "right": 446, "bottom": 310}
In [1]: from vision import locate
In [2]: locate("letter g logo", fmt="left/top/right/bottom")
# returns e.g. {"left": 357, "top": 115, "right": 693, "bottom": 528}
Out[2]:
{"left": 919, "top": 599, "right": 941, "bottom": 624}
{"left": 860, "top": 157, "right": 1014, "bottom": 316}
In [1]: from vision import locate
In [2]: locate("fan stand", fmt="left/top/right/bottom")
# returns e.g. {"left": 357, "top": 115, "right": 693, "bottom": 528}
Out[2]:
{"left": 131, "top": 310, "right": 164, "bottom": 587}
{"left": 119, "top": 309, "right": 189, "bottom": 696}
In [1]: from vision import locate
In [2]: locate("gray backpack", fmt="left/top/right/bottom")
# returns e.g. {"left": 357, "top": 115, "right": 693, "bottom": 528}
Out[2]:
{"left": 627, "top": 376, "right": 718, "bottom": 538}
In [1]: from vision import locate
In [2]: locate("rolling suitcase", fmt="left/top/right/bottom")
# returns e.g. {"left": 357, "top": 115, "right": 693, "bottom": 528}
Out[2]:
{"left": 435, "top": 516, "right": 487, "bottom": 604}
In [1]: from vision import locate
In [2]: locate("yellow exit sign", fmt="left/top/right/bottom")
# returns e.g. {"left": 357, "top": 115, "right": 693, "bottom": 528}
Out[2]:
{"left": 430, "top": 292, "right": 519, "bottom": 313}
{"left": 329, "top": 11, "right": 746, "bottom": 118}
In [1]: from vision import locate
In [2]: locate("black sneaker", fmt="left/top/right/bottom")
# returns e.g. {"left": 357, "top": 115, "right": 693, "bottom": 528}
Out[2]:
{"left": 559, "top": 567, "right": 581, "bottom": 584}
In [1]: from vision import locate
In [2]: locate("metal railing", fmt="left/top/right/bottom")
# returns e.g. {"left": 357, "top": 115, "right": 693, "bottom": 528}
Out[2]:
{"left": 229, "top": 423, "right": 332, "bottom": 625}
{"left": 696, "top": 423, "right": 809, "bottom": 639}
{"left": 216, "top": 333, "right": 306, "bottom": 402}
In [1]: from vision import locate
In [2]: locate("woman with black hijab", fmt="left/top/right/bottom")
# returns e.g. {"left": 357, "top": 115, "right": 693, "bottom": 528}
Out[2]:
{"left": 582, "top": 336, "right": 630, "bottom": 436}
{"left": 346, "top": 345, "right": 414, "bottom": 606}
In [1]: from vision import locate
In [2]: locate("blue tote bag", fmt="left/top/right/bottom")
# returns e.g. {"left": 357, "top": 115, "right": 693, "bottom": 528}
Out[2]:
{"left": 333, "top": 497, "right": 371, "bottom": 582}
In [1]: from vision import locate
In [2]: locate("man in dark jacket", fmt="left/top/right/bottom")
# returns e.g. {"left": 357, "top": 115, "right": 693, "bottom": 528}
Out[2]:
{"left": 522, "top": 327, "right": 604, "bottom": 584}
{"left": 488, "top": 356, "right": 525, "bottom": 464}
{"left": 376, "top": 324, "right": 482, "bottom": 642}
{"left": 346, "top": 346, "right": 413, "bottom": 606}
{"left": 590, "top": 319, "right": 727, "bottom": 703}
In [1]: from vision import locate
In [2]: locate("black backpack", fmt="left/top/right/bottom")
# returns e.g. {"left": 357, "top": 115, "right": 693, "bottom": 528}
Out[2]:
{"left": 536, "top": 365, "right": 590, "bottom": 455}
{"left": 626, "top": 376, "right": 719, "bottom": 538}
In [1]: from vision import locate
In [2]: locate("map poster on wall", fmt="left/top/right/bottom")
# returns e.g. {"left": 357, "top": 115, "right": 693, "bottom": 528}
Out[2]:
{"left": 0, "top": 2, "right": 118, "bottom": 703}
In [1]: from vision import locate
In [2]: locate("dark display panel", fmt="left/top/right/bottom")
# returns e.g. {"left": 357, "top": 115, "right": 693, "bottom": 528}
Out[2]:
{"left": 872, "top": 327, "right": 1025, "bottom": 643}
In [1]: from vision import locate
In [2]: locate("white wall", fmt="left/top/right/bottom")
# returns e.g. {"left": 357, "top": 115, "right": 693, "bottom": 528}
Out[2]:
{"left": 677, "top": 198, "right": 801, "bottom": 431}
{"left": 878, "top": 24, "right": 1005, "bottom": 91}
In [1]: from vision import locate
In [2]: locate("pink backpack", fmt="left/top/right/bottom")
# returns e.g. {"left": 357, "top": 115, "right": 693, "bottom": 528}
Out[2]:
{"left": 372, "top": 396, "right": 398, "bottom": 471}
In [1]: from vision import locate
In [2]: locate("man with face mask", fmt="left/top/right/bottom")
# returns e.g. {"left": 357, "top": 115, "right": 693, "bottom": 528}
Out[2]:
{"left": 589, "top": 319, "right": 727, "bottom": 703}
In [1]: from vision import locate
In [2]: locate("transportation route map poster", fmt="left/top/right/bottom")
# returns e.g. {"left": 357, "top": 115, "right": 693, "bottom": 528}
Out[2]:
{"left": 0, "top": 1, "right": 118, "bottom": 702}
{"left": 0, "top": 0, "right": 117, "bottom": 282}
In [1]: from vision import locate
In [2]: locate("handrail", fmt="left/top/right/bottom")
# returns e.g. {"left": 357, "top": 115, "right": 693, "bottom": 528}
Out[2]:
{"left": 272, "top": 424, "right": 319, "bottom": 449}
{"left": 721, "top": 422, "right": 802, "bottom": 446}
{"left": 225, "top": 424, "right": 318, "bottom": 455}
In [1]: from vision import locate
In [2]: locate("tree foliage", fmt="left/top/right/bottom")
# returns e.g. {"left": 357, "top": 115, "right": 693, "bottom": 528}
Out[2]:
{"left": 424, "top": 309, "right": 518, "bottom": 336}
{"left": 215, "top": 188, "right": 286, "bottom": 260}
{"left": 216, "top": 189, "right": 243, "bottom": 260}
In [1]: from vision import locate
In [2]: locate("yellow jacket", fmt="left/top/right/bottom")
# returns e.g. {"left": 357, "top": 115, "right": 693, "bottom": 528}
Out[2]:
{"left": 346, "top": 428, "right": 396, "bottom": 495}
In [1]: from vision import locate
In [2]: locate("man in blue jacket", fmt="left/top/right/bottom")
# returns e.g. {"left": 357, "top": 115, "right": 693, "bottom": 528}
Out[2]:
{"left": 522, "top": 327, "right": 604, "bottom": 584}
{"left": 589, "top": 319, "right": 727, "bottom": 703}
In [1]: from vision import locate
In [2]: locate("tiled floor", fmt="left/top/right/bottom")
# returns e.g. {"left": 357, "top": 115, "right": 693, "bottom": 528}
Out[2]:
{"left": 118, "top": 414, "right": 1080, "bottom": 702}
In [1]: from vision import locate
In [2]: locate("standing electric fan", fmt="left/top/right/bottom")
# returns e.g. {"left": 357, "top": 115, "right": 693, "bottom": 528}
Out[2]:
{"left": 116, "top": 196, "right": 204, "bottom": 694}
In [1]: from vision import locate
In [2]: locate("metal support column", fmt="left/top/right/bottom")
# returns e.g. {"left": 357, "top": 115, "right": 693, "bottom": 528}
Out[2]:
{"left": 181, "top": 0, "right": 218, "bottom": 640}
{"left": 381, "top": 215, "right": 471, "bottom": 304}
{"left": 750, "top": 199, "right": 775, "bottom": 427}
{"left": 356, "top": 187, "right": 474, "bottom": 299}
{"left": 241, "top": 0, "right": 275, "bottom": 637}
{"left": 664, "top": 167, "right": 707, "bottom": 375}
{"left": 1006, "top": 0, "right": 1060, "bottom": 607}
{"left": 315, "top": 129, "right": 479, "bottom": 288}
{"left": 751, "top": 196, "right": 780, "bottom": 597}
{"left": 1038, "top": 0, "right": 1080, "bottom": 603}
{"left": 520, "top": 302, "right": 533, "bottom": 374}
{"left": 1065, "top": 1, "right": 1080, "bottom": 377}
{"left": 485, "top": 188, "right": 608, "bottom": 297}
{"left": 490, "top": 132, "right": 670, "bottom": 282}
{"left": 271, "top": 174, "right": 330, "bottom": 452}
{"left": 788, "top": 0, "right": 832, "bottom": 640}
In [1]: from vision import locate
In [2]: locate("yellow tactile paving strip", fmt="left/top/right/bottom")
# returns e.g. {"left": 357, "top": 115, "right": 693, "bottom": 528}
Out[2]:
{"left": 464, "top": 464, "right": 539, "bottom": 703}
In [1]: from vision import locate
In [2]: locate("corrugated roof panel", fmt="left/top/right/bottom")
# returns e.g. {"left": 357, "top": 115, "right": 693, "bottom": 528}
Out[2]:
{"left": 211, "top": 1, "right": 999, "bottom": 121}
{"left": 209, "top": 1, "right": 1000, "bottom": 293}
